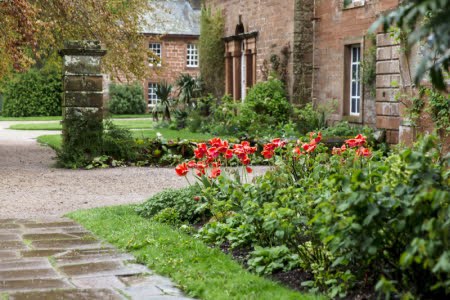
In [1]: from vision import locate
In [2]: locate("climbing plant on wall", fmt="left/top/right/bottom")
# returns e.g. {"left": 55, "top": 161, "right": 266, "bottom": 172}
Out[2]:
{"left": 199, "top": 6, "right": 225, "bottom": 98}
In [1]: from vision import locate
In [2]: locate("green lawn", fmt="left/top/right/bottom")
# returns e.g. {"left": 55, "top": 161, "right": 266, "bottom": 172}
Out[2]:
{"left": 0, "top": 114, "right": 152, "bottom": 121}
{"left": 9, "top": 119, "right": 155, "bottom": 130}
{"left": 68, "top": 206, "right": 322, "bottom": 300}
{"left": 0, "top": 116, "right": 63, "bottom": 121}
{"left": 37, "top": 129, "right": 214, "bottom": 150}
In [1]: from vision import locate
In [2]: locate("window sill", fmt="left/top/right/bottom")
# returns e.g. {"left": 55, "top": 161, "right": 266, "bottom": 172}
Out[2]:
{"left": 343, "top": 0, "right": 365, "bottom": 10}
{"left": 343, "top": 115, "right": 363, "bottom": 124}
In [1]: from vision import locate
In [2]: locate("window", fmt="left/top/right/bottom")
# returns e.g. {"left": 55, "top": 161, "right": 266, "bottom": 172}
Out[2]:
{"left": 149, "top": 43, "right": 161, "bottom": 66}
{"left": 186, "top": 44, "right": 199, "bottom": 67}
{"left": 148, "top": 83, "right": 160, "bottom": 108}
{"left": 344, "top": 0, "right": 365, "bottom": 9}
{"left": 350, "top": 45, "right": 361, "bottom": 115}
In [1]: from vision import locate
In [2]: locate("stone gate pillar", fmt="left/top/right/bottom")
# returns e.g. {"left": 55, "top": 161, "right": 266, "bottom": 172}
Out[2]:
{"left": 59, "top": 41, "right": 107, "bottom": 160}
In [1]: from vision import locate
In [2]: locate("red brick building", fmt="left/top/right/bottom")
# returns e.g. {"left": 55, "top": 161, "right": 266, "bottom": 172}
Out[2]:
{"left": 205, "top": 0, "right": 305, "bottom": 102}
{"left": 141, "top": 0, "right": 201, "bottom": 108}
{"left": 206, "top": 0, "right": 448, "bottom": 146}
{"left": 312, "top": 0, "right": 401, "bottom": 142}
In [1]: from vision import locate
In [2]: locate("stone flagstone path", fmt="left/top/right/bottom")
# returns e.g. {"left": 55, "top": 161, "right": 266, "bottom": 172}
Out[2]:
{"left": 0, "top": 217, "right": 194, "bottom": 300}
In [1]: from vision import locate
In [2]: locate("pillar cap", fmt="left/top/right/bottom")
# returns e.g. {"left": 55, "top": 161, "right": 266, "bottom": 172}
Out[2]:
{"left": 59, "top": 40, "right": 107, "bottom": 57}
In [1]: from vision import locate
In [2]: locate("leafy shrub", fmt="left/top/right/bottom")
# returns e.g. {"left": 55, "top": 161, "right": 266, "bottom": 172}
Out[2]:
{"left": 1, "top": 67, "right": 62, "bottom": 117}
{"left": 102, "top": 121, "right": 137, "bottom": 161}
{"left": 58, "top": 119, "right": 138, "bottom": 168}
{"left": 181, "top": 133, "right": 448, "bottom": 299}
{"left": 57, "top": 111, "right": 105, "bottom": 168}
{"left": 136, "top": 185, "right": 203, "bottom": 223}
{"left": 107, "top": 83, "right": 146, "bottom": 115}
{"left": 238, "top": 79, "right": 292, "bottom": 136}
{"left": 152, "top": 208, "right": 181, "bottom": 226}
{"left": 248, "top": 246, "right": 299, "bottom": 275}
{"left": 313, "top": 135, "right": 449, "bottom": 298}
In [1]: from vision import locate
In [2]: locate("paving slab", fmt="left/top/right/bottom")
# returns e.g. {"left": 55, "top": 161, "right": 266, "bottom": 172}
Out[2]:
{"left": 0, "top": 218, "right": 195, "bottom": 299}
{"left": 8, "top": 288, "right": 123, "bottom": 300}
{"left": 0, "top": 279, "right": 72, "bottom": 292}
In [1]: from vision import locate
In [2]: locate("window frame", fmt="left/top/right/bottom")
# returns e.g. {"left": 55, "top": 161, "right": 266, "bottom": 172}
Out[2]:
{"left": 343, "top": 0, "right": 365, "bottom": 9}
{"left": 186, "top": 43, "right": 199, "bottom": 68}
{"left": 349, "top": 45, "right": 361, "bottom": 116}
{"left": 149, "top": 42, "right": 162, "bottom": 67}
{"left": 148, "top": 82, "right": 160, "bottom": 108}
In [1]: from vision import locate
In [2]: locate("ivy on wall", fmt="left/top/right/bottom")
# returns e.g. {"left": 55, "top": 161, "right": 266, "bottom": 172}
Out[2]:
{"left": 199, "top": 6, "right": 225, "bottom": 98}
{"left": 361, "top": 33, "right": 377, "bottom": 98}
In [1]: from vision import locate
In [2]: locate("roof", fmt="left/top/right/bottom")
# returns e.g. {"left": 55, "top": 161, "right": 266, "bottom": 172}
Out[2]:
{"left": 141, "top": 0, "right": 200, "bottom": 36}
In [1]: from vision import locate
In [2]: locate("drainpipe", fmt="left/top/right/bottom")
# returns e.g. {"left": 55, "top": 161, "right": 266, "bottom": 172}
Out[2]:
{"left": 311, "top": 0, "right": 316, "bottom": 104}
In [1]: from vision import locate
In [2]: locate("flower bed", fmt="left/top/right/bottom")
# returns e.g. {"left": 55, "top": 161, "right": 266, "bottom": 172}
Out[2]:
{"left": 154, "top": 133, "right": 450, "bottom": 299}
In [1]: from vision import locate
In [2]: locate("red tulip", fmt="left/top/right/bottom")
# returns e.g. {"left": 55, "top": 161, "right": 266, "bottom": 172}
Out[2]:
{"left": 240, "top": 155, "right": 251, "bottom": 166}
{"left": 194, "top": 143, "right": 208, "bottom": 158}
{"left": 262, "top": 149, "right": 274, "bottom": 159}
{"left": 302, "top": 143, "right": 317, "bottom": 153}
{"left": 175, "top": 163, "right": 189, "bottom": 176}
{"left": 246, "top": 166, "right": 253, "bottom": 173}
{"left": 210, "top": 167, "right": 221, "bottom": 179}
{"left": 356, "top": 146, "right": 371, "bottom": 157}
{"left": 207, "top": 147, "right": 219, "bottom": 159}
{"left": 293, "top": 147, "right": 302, "bottom": 156}
{"left": 225, "top": 149, "right": 233, "bottom": 159}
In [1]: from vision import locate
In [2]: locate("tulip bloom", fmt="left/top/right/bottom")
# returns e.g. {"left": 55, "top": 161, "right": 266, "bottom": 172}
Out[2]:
{"left": 246, "top": 166, "right": 253, "bottom": 173}
{"left": 194, "top": 143, "right": 208, "bottom": 158}
{"left": 225, "top": 149, "right": 234, "bottom": 160}
{"left": 345, "top": 134, "right": 366, "bottom": 148}
{"left": 261, "top": 149, "right": 274, "bottom": 159}
{"left": 175, "top": 163, "right": 189, "bottom": 176}
{"left": 302, "top": 143, "right": 317, "bottom": 153}
{"left": 356, "top": 146, "right": 371, "bottom": 157}
{"left": 210, "top": 167, "right": 221, "bottom": 179}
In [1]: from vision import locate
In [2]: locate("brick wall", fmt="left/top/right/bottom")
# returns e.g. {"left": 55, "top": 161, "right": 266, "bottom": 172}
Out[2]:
{"left": 293, "top": 0, "right": 314, "bottom": 104}
{"left": 143, "top": 35, "right": 200, "bottom": 105}
{"left": 375, "top": 32, "right": 401, "bottom": 144}
{"left": 205, "top": 0, "right": 297, "bottom": 101}
{"left": 313, "top": 0, "right": 399, "bottom": 126}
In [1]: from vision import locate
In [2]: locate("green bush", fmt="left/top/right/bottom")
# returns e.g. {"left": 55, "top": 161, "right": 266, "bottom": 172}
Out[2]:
{"left": 57, "top": 119, "right": 138, "bottom": 168}
{"left": 313, "top": 135, "right": 449, "bottom": 298}
{"left": 136, "top": 185, "right": 203, "bottom": 223}
{"left": 107, "top": 83, "right": 146, "bottom": 114}
{"left": 194, "top": 134, "right": 449, "bottom": 298}
{"left": 238, "top": 78, "right": 292, "bottom": 136}
{"left": 1, "top": 67, "right": 62, "bottom": 117}
{"left": 152, "top": 207, "right": 182, "bottom": 226}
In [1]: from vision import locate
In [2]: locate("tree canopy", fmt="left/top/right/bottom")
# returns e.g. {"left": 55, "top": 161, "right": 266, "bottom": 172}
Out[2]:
{"left": 0, "top": 0, "right": 155, "bottom": 80}
{"left": 372, "top": 0, "right": 450, "bottom": 90}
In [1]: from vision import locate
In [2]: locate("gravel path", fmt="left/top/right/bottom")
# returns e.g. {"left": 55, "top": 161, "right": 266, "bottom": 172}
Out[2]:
{"left": 0, "top": 122, "right": 189, "bottom": 218}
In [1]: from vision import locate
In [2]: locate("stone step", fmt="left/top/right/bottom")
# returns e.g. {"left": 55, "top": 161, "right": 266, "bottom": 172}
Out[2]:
{"left": 22, "top": 226, "right": 89, "bottom": 234}
{"left": 0, "top": 258, "right": 51, "bottom": 271}
{"left": 58, "top": 261, "right": 147, "bottom": 278}
{"left": 54, "top": 252, "right": 135, "bottom": 266}
{"left": 30, "top": 239, "right": 103, "bottom": 250}
{"left": 22, "top": 233, "right": 83, "bottom": 241}
{"left": 0, "top": 241, "right": 27, "bottom": 250}
{"left": 0, "top": 251, "right": 18, "bottom": 260}
{"left": 20, "top": 249, "right": 68, "bottom": 258}
{"left": 0, "top": 279, "right": 71, "bottom": 292}
{"left": 0, "top": 268, "right": 60, "bottom": 281}
{"left": 8, "top": 288, "right": 124, "bottom": 300}
{"left": 23, "top": 221, "right": 80, "bottom": 229}
{"left": 0, "top": 234, "right": 21, "bottom": 241}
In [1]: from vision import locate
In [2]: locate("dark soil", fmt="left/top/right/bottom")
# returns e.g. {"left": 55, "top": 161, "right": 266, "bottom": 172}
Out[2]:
{"left": 218, "top": 241, "right": 313, "bottom": 292}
